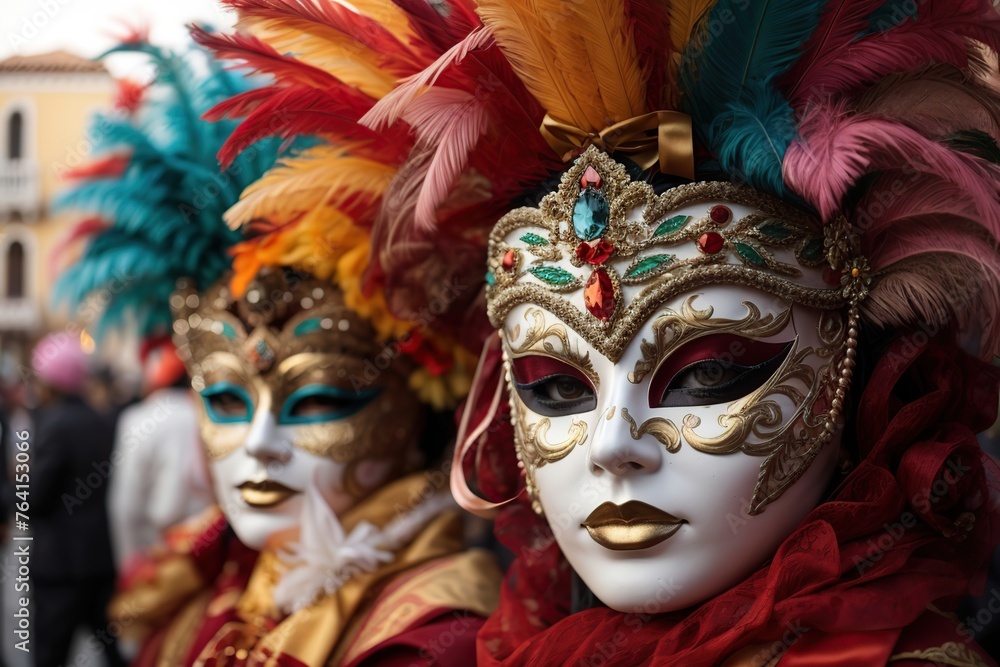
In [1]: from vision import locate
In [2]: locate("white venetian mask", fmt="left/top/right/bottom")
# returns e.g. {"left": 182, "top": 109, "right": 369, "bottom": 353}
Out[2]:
{"left": 486, "top": 148, "right": 863, "bottom": 612}
{"left": 172, "top": 270, "right": 423, "bottom": 550}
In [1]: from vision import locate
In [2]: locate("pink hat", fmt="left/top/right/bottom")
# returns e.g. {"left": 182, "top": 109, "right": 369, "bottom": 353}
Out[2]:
{"left": 31, "top": 333, "right": 88, "bottom": 394}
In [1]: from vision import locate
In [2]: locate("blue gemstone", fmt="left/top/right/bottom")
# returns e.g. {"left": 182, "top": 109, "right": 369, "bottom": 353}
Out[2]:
{"left": 573, "top": 189, "right": 609, "bottom": 241}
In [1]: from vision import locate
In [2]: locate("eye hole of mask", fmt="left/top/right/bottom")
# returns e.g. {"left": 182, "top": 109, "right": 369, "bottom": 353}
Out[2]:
{"left": 648, "top": 334, "right": 794, "bottom": 409}
{"left": 280, "top": 385, "right": 381, "bottom": 425}
{"left": 201, "top": 383, "right": 254, "bottom": 423}
{"left": 510, "top": 356, "right": 597, "bottom": 417}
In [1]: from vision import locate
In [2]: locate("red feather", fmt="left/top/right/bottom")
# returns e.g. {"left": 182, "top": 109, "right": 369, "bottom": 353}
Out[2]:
{"left": 782, "top": 0, "right": 888, "bottom": 102}
{"left": 786, "top": 0, "right": 1000, "bottom": 107}
{"left": 63, "top": 154, "right": 131, "bottom": 180}
{"left": 625, "top": 0, "right": 672, "bottom": 110}
{"left": 211, "top": 87, "right": 404, "bottom": 168}
{"left": 113, "top": 79, "right": 147, "bottom": 114}
{"left": 51, "top": 217, "right": 110, "bottom": 271}
{"left": 391, "top": 0, "right": 481, "bottom": 51}
{"left": 191, "top": 25, "right": 335, "bottom": 89}
{"left": 220, "top": 0, "right": 432, "bottom": 72}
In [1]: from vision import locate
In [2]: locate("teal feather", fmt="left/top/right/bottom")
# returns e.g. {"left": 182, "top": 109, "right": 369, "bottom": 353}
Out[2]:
{"left": 856, "top": 0, "right": 920, "bottom": 38}
{"left": 679, "top": 0, "right": 826, "bottom": 196}
{"left": 54, "top": 40, "right": 285, "bottom": 340}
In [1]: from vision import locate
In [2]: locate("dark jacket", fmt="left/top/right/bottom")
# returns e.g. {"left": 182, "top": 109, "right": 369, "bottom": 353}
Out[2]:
{"left": 32, "top": 395, "right": 116, "bottom": 581}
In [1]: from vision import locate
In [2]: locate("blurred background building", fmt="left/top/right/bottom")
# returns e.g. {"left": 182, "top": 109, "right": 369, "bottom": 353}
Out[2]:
{"left": 0, "top": 51, "right": 113, "bottom": 381}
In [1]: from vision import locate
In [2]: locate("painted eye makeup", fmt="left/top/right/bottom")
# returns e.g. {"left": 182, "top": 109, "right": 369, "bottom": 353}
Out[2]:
{"left": 649, "top": 335, "right": 793, "bottom": 408}
{"left": 279, "top": 384, "right": 381, "bottom": 425}
{"left": 510, "top": 356, "right": 597, "bottom": 416}
{"left": 201, "top": 382, "right": 254, "bottom": 423}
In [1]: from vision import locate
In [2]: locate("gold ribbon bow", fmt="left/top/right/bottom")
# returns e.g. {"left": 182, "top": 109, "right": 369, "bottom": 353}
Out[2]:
{"left": 539, "top": 110, "right": 696, "bottom": 181}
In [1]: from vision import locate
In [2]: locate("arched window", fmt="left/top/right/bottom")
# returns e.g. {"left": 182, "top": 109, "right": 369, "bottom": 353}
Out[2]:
{"left": 7, "top": 111, "right": 23, "bottom": 161}
{"left": 6, "top": 242, "right": 25, "bottom": 298}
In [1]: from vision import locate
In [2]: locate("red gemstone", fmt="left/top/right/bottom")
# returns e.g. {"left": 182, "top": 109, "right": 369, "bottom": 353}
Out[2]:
{"left": 575, "top": 239, "right": 614, "bottom": 265}
{"left": 502, "top": 249, "right": 517, "bottom": 272}
{"left": 823, "top": 267, "right": 843, "bottom": 286}
{"left": 697, "top": 231, "right": 725, "bottom": 254}
{"left": 709, "top": 205, "right": 732, "bottom": 225}
{"left": 584, "top": 269, "right": 615, "bottom": 320}
{"left": 580, "top": 165, "right": 602, "bottom": 190}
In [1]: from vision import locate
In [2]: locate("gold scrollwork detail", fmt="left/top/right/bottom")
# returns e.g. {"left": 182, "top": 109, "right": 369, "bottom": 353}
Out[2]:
{"left": 510, "top": 389, "right": 589, "bottom": 516}
{"left": 676, "top": 328, "right": 842, "bottom": 514}
{"left": 630, "top": 297, "right": 792, "bottom": 384}
{"left": 522, "top": 417, "right": 588, "bottom": 466}
{"left": 889, "top": 642, "right": 990, "bottom": 667}
{"left": 508, "top": 308, "right": 600, "bottom": 389}
{"left": 621, "top": 408, "right": 680, "bottom": 452}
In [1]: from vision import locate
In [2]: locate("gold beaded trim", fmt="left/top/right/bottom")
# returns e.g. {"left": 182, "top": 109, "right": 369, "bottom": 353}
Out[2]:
{"left": 486, "top": 147, "right": 867, "bottom": 362}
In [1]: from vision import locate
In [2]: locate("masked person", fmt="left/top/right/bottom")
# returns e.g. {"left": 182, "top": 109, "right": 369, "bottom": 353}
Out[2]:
{"left": 58, "top": 34, "right": 498, "bottom": 667}
{"left": 354, "top": 0, "right": 1000, "bottom": 664}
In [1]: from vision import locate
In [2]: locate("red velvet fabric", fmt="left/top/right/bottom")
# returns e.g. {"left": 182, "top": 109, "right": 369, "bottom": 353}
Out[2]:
{"left": 469, "top": 335, "right": 1000, "bottom": 665}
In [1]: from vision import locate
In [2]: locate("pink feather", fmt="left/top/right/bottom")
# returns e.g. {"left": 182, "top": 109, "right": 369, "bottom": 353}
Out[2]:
{"left": 849, "top": 172, "right": 1000, "bottom": 357}
{"left": 783, "top": 102, "right": 1000, "bottom": 225}
{"left": 855, "top": 64, "right": 1000, "bottom": 141}
{"left": 786, "top": 0, "right": 1000, "bottom": 107}
{"left": 401, "top": 88, "right": 489, "bottom": 230}
{"left": 361, "top": 26, "right": 494, "bottom": 131}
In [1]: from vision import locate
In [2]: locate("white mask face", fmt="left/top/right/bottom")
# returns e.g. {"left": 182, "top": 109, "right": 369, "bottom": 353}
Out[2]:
{"left": 174, "top": 276, "right": 424, "bottom": 551}
{"left": 485, "top": 150, "right": 860, "bottom": 613}
{"left": 197, "top": 358, "right": 418, "bottom": 550}
{"left": 502, "top": 286, "right": 844, "bottom": 612}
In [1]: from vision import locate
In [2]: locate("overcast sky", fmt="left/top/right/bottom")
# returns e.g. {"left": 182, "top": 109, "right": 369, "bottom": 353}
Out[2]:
{"left": 1, "top": 0, "right": 235, "bottom": 78}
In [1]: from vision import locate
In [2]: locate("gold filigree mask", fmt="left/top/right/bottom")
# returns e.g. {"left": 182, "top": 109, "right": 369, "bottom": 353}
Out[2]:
{"left": 489, "top": 149, "right": 866, "bottom": 613}
{"left": 170, "top": 268, "right": 424, "bottom": 549}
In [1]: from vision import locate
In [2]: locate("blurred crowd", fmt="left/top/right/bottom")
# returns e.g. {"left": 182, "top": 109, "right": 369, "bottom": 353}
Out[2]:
{"left": 0, "top": 333, "right": 213, "bottom": 666}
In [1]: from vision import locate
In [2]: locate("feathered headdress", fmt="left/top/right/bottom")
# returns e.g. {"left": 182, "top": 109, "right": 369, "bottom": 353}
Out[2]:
{"left": 54, "top": 39, "right": 282, "bottom": 339}
{"left": 358, "top": 0, "right": 1000, "bottom": 363}
{"left": 348, "top": 2, "right": 1000, "bottom": 662}
{"left": 193, "top": 0, "right": 563, "bottom": 407}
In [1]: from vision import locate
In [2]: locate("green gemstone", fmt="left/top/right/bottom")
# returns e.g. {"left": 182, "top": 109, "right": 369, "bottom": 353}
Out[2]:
{"left": 624, "top": 254, "right": 677, "bottom": 280}
{"left": 734, "top": 242, "right": 766, "bottom": 266}
{"left": 485, "top": 271, "right": 496, "bottom": 286}
{"left": 653, "top": 215, "right": 690, "bottom": 237}
{"left": 757, "top": 220, "right": 794, "bottom": 241}
{"left": 800, "top": 237, "right": 825, "bottom": 262}
{"left": 573, "top": 189, "right": 609, "bottom": 241}
{"left": 519, "top": 233, "right": 548, "bottom": 246}
{"left": 529, "top": 266, "right": 576, "bottom": 286}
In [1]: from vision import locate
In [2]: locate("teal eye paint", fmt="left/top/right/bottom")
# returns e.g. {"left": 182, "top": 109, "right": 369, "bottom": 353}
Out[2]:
{"left": 279, "top": 384, "right": 382, "bottom": 425}
{"left": 200, "top": 382, "right": 254, "bottom": 424}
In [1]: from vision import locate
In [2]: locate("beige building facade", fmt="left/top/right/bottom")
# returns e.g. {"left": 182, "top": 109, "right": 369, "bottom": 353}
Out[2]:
{"left": 0, "top": 51, "right": 114, "bottom": 380}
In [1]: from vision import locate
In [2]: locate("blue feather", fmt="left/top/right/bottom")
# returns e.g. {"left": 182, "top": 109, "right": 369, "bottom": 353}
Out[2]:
{"left": 54, "top": 40, "right": 286, "bottom": 340}
{"left": 679, "top": 0, "right": 826, "bottom": 196}
{"left": 856, "top": 0, "right": 920, "bottom": 39}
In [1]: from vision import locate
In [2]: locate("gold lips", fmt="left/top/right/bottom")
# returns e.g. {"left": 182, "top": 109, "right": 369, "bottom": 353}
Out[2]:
{"left": 238, "top": 480, "right": 299, "bottom": 508}
{"left": 581, "top": 501, "right": 685, "bottom": 551}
